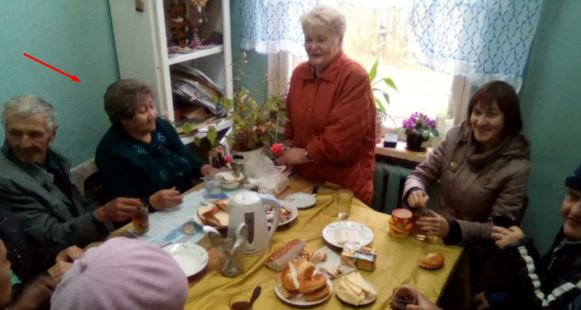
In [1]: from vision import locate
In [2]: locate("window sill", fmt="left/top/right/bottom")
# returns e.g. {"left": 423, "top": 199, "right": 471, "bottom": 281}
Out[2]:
{"left": 375, "top": 141, "right": 431, "bottom": 164}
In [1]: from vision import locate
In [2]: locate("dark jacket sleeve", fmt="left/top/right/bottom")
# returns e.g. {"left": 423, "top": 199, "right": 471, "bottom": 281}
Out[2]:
{"left": 506, "top": 239, "right": 581, "bottom": 309}
{"left": 0, "top": 186, "right": 106, "bottom": 248}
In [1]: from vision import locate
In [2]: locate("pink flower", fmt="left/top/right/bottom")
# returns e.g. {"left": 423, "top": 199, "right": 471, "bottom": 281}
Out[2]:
{"left": 224, "top": 155, "right": 232, "bottom": 164}
{"left": 270, "top": 143, "right": 285, "bottom": 156}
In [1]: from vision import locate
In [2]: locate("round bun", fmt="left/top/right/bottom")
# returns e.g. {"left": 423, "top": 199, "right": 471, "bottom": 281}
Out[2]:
{"left": 303, "top": 282, "right": 330, "bottom": 302}
{"left": 418, "top": 252, "right": 444, "bottom": 270}
{"left": 299, "top": 273, "right": 327, "bottom": 294}
{"left": 298, "top": 261, "right": 315, "bottom": 281}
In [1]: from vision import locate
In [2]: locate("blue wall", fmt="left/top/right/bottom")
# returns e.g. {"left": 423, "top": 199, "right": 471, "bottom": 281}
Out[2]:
{"left": 0, "top": 0, "right": 118, "bottom": 165}
{"left": 519, "top": 0, "right": 581, "bottom": 252}
{"left": 229, "top": 0, "right": 268, "bottom": 98}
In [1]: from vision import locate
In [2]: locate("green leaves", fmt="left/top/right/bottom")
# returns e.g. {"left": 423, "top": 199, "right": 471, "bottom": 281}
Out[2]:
{"left": 213, "top": 86, "right": 286, "bottom": 151}
{"left": 368, "top": 60, "right": 397, "bottom": 118}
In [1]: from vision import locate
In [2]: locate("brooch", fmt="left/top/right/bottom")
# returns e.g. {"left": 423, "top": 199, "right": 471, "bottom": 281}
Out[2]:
{"left": 448, "top": 161, "right": 459, "bottom": 172}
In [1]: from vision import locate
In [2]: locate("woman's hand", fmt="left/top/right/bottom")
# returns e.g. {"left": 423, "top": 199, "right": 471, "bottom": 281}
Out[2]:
{"left": 415, "top": 211, "right": 449, "bottom": 238}
{"left": 55, "top": 246, "right": 84, "bottom": 263}
{"left": 407, "top": 190, "right": 429, "bottom": 209}
{"left": 150, "top": 187, "right": 183, "bottom": 210}
{"left": 201, "top": 164, "right": 218, "bottom": 177}
{"left": 274, "top": 147, "right": 312, "bottom": 165}
{"left": 47, "top": 261, "right": 72, "bottom": 283}
{"left": 491, "top": 226, "right": 525, "bottom": 249}
{"left": 282, "top": 139, "right": 295, "bottom": 147}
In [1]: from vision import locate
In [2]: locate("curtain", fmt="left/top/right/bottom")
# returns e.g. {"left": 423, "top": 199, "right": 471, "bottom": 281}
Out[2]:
{"left": 409, "top": 0, "right": 543, "bottom": 91}
{"left": 240, "top": 0, "right": 319, "bottom": 55}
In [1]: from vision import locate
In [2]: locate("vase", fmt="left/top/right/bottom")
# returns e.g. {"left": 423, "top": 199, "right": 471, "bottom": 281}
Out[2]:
{"left": 406, "top": 133, "right": 425, "bottom": 152}
{"left": 232, "top": 147, "right": 264, "bottom": 179}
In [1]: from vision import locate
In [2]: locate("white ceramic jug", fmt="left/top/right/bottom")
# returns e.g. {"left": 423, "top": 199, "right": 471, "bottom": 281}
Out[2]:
{"left": 228, "top": 191, "right": 280, "bottom": 254}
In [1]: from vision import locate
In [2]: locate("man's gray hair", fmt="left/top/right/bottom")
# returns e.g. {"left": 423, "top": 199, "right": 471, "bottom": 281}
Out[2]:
{"left": 104, "top": 79, "right": 155, "bottom": 124}
{"left": 2, "top": 95, "right": 56, "bottom": 130}
{"left": 301, "top": 5, "right": 346, "bottom": 38}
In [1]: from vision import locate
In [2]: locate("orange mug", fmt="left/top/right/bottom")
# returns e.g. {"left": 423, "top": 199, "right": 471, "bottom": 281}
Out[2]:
{"left": 390, "top": 208, "right": 414, "bottom": 237}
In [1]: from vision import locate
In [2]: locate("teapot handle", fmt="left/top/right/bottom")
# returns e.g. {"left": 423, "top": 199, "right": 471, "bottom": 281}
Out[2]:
{"left": 259, "top": 194, "right": 281, "bottom": 238}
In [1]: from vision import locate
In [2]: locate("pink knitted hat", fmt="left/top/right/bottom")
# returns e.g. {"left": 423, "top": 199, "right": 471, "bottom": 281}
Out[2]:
{"left": 51, "top": 237, "right": 188, "bottom": 310}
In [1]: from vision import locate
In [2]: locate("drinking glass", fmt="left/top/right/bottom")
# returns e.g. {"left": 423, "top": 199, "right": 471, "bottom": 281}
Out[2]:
{"left": 337, "top": 189, "right": 353, "bottom": 219}
{"left": 131, "top": 204, "right": 149, "bottom": 236}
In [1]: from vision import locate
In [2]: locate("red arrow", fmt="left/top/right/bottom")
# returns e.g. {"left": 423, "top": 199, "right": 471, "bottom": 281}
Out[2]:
{"left": 23, "top": 53, "right": 81, "bottom": 83}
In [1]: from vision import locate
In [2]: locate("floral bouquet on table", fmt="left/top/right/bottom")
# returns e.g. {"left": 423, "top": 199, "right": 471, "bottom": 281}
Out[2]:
{"left": 402, "top": 112, "right": 439, "bottom": 151}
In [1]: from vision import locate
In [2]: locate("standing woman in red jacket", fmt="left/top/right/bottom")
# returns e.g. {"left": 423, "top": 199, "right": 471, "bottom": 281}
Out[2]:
{"left": 275, "top": 5, "right": 376, "bottom": 206}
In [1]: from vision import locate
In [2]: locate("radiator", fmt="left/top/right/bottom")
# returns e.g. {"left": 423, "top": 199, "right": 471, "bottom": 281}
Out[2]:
{"left": 371, "top": 163, "right": 413, "bottom": 214}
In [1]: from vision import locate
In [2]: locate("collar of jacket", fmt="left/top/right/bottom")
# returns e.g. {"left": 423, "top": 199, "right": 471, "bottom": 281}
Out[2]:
{"left": 456, "top": 124, "right": 530, "bottom": 169}
{"left": 1, "top": 141, "right": 70, "bottom": 179}
{"left": 296, "top": 50, "right": 345, "bottom": 82}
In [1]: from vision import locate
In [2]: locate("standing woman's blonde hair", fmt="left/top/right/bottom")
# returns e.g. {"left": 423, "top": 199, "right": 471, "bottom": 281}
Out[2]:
{"left": 300, "top": 5, "right": 346, "bottom": 39}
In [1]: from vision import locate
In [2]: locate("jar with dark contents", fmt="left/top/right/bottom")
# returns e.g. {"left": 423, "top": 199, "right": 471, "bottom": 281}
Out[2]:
{"left": 132, "top": 204, "right": 149, "bottom": 236}
{"left": 391, "top": 286, "right": 418, "bottom": 310}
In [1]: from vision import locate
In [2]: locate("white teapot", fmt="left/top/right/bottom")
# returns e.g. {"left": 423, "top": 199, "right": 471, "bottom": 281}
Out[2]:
{"left": 228, "top": 191, "right": 281, "bottom": 254}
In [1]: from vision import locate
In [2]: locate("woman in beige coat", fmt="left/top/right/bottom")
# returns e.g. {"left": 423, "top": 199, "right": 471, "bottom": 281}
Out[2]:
{"left": 403, "top": 81, "right": 531, "bottom": 293}
{"left": 404, "top": 80, "right": 530, "bottom": 244}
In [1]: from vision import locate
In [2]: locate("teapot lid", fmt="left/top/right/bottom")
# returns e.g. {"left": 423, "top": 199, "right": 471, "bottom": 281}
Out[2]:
{"left": 232, "top": 191, "right": 261, "bottom": 205}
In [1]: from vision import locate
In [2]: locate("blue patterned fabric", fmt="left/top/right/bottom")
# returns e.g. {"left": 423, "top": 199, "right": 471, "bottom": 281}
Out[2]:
{"left": 241, "top": 0, "right": 320, "bottom": 55}
{"left": 409, "top": 0, "right": 543, "bottom": 90}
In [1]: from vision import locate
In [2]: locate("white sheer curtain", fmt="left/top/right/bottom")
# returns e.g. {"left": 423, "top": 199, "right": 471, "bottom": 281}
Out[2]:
{"left": 408, "top": 0, "right": 543, "bottom": 91}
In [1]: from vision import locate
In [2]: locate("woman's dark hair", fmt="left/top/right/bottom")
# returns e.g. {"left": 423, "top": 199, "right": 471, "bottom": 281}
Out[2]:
{"left": 467, "top": 80, "right": 523, "bottom": 137}
{"left": 104, "top": 79, "right": 154, "bottom": 124}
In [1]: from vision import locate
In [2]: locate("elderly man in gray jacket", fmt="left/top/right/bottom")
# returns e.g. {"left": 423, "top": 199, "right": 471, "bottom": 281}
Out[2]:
{"left": 0, "top": 95, "right": 141, "bottom": 254}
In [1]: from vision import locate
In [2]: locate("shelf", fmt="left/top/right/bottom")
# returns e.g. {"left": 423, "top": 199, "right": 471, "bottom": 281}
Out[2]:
{"left": 179, "top": 118, "right": 232, "bottom": 145}
{"left": 167, "top": 45, "right": 223, "bottom": 65}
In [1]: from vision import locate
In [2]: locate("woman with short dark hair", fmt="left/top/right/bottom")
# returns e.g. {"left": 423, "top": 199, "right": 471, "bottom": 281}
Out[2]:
{"left": 96, "top": 79, "right": 215, "bottom": 212}
{"left": 403, "top": 80, "right": 531, "bottom": 293}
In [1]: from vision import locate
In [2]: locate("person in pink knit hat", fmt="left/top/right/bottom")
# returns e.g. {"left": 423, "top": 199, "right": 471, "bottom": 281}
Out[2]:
{"left": 51, "top": 237, "right": 188, "bottom": 310}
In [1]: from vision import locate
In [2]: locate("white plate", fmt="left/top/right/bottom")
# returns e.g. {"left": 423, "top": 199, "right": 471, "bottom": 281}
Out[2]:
{"left": 274, "top": 278, "right": 333, "bottom": 306}
{"left": 322, "top": 221, "right": 374, "bottom": 248}
{"left": 163, "top": 243, "right": 208, "bottom": 277}
{"left": 284, "top": 193, "right": 317, "bottom": 209}
{"left": 266, "top": 203, "right": 298, "bottom": 227}
{"left": 336, "top": 281, "right": 377, "bottom": 306}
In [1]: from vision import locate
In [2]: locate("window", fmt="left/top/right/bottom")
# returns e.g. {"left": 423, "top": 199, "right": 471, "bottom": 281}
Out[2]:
{"left": 271, "top": 1, "right": 468, "bottom": 135}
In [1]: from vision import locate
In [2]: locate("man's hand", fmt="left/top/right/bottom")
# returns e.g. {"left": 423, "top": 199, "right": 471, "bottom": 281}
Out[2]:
{"left": 274, "top": 147, "right": 311, "bottom": 165}
{"left": 149, "top": 187, "right": 183, "bottom": 210}
{"left": 395, "top": 285, "right": 441, "bottom": 310}
{"left": 472, "top": 292, "right": 491, "bottom": 310}
{"left": 415, "top": 211, "right": 450, "bottom": 238}
{"left": 491, "top": 226, "right": 525, "bottom": 249}
{"left": 201, "top": 164, "right": 218, "bottom": 177}
{"left": 93, "top": 197, "right": 141, "bottom": 223}
{"left": 407, "top": 190, "right": 429, "bottom": 209}
{"left": 55, "top": 246, "right": 84, "bottom": 263}
{"left": 10, "top": 276, "right": 57, "bottom": 310}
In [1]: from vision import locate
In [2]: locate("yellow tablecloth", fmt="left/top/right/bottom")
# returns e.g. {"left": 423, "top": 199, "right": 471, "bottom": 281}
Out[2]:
{"left": 183, "top": 180, "right": 463, "bottom": 309}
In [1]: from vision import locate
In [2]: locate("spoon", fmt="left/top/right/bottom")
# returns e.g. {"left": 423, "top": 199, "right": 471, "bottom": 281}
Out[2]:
{"left": 248, "top": 285, "right": 261, "bottom": 308}
{"left": 230, "top": 223, "right": 248, "bottom": 255}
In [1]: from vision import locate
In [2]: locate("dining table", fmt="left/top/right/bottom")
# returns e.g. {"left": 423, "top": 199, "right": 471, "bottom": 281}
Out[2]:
{"left": 113, "top": 177, "right": 464, "bottom": 309}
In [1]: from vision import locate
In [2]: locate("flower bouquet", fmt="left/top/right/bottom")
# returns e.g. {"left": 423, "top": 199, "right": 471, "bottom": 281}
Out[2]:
{"left": 402, "top": 112, "right": 439, "bottom": 151}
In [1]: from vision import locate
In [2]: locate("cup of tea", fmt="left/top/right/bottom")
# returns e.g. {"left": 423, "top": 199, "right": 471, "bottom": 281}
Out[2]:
{"left": 391, "top": 286, "right": 418, "bottom": 310}
{"left": 390, "top": 208, "right": 414, "bottom": 236}
{"left": 132, "top": 204, "right": 149, "bottom": 236}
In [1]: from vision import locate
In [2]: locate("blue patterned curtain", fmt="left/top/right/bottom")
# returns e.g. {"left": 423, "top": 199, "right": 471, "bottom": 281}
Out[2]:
{"left": 409, "top": 0, "right": 543, "bottom": 90}
{"left": 241, "top": 0, "right": 320, "bottom": 55}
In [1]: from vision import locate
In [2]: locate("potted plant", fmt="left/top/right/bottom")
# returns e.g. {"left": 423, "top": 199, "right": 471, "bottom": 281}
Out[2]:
{"left": 368, "top": 60, "right": 397, "bottom": 144}
{"left": 402, "top": 112, "right": 438, "bottom": 151}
